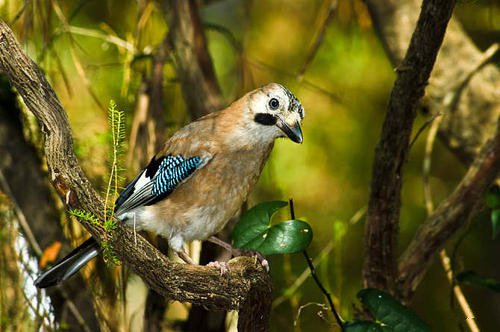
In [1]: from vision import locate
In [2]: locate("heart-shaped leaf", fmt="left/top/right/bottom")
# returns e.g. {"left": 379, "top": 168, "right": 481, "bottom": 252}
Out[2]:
{"left": 358, "top": 289, "right": 430, "bottom": 332}
{"left": 231, "top": 201, "right": 313, "bottom": 256}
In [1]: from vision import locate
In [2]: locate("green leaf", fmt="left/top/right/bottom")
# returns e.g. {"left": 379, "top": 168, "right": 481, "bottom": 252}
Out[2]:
{"left": 344, "top": 320, "right": 392, "bottom": 332}
{"left": 485, "top": 186, "right": 500, "bottom": 209}
{"left": 358, "top": 289, "right": 430, "bottom": 332}
{"left": 492, "top": 209, "right": 500, "bottom": 240}
{"left": 232, "top": 201, "right": 287, "bottom": 248}
{"left": 456, "top": 270, "right": 500, "bottom": 293}
{"left": 231, "top": 201, "right": 313, "bottom": 255}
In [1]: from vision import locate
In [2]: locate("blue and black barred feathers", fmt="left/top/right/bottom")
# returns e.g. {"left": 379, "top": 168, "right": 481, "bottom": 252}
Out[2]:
{"left": 151, "top": 155, "right": 203, "bottom": 197}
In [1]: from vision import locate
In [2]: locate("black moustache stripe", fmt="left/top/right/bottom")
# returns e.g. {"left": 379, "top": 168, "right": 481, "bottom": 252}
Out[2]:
{"left": 254, "top": 113, "right": 277, "bottom": 126}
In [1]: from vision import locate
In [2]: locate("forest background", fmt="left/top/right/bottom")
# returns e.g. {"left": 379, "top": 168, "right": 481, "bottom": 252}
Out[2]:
{"left": 0, "top": 0, "right": 499, "bottom": 331}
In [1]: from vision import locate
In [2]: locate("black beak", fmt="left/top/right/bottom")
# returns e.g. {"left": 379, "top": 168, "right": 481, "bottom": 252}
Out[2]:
{"left": 277, "top": 118, "right": 303, "bottom": 144}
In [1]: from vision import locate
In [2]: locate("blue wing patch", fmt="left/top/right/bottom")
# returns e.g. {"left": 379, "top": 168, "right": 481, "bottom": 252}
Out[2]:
{"left": 114, "top": 154, "right": 207, "bottom": 216}
{"left": 150, "top": 156, "right": 203, "bottom": 199}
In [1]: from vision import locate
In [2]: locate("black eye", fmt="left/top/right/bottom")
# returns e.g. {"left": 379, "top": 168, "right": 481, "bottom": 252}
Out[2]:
{"left": 268, "top": 98, "right": 279, "bottom": 110}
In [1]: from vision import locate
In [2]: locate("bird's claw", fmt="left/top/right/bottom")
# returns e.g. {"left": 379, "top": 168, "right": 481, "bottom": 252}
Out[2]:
{"left": 207, "top": 261, "right": 230, "bottom": 276}
{"left": 233, "top": 249, "right": 269, "bottom": 272}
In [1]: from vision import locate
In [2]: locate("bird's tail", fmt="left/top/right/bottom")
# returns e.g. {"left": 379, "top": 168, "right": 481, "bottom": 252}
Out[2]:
{"left": 35, "top": 237, "right": 102, "bottom": 288}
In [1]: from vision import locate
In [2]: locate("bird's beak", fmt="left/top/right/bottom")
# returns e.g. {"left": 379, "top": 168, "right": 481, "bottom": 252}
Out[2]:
{"left": 277, "top": 117, "right": 303, "bottom": 144}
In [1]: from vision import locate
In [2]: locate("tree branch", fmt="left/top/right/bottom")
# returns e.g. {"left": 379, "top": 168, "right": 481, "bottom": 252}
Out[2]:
{"left": 365, "top": 0, "right": 500, "bottom": 165}
{"left": 163, "top": 0, "right": 224, "bottom": 119}
{"left": 0, "top": 19, "right": 271, "bottom": 331}
{"left": 363, "top": 0, "right": 455, "bottom": 291}
{"left": 397, "top": 118, "right": 500, "bottom": 301}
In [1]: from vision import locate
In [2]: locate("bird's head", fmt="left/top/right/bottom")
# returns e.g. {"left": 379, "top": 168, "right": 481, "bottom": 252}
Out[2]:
{"left": 248, "top": 83, "right": 305, "bottom": 144}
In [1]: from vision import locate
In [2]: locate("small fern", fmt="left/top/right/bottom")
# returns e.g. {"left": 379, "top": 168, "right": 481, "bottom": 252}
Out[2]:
{"left": 101, "top": 241, "right": 121, "bottom": 265}
{"left": 69, "top": 208, "right": 121, "bottom": 265}
{"left": 67, "top": 100, "right": 126, "bottom": 266}
{"left": 104, "top": 100, "right": 126, "bottom": 223}
{"left": 68, "top": 209, "right": 101, "bottom": 227}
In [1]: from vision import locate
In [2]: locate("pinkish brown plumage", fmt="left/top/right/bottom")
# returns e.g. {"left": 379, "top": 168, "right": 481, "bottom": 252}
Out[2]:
{"left": 35, "top": 83, "right": 304, "bottom": 287}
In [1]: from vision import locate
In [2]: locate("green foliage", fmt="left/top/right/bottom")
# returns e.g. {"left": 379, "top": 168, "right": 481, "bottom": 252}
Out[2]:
{"left": 486, "top": 186, "right": 500, "bottom": 239}
{"left": 101, "top": 241, "right": 121, "bottom": 266}
{"left": 104, "top": 100, "right": 126, "bottom": 222}
{"left": 344, "top": 320, "right": 392, "bottom": 332}
{"left": 68, "top": 209, "right": 101, "bottom": 228}
{"left": 485, "top": 186, "right": 500, "bottom": 209}
{"left": 231, "top": 201, "right": 313, "bottom": 256}
{"left": 69, "top": 209, "right": 120, "bottom": 264}
{"left": 71, "top": 99, "right": 124, "bottom": 266}
{"left": 456, "top": 270, "right": 500, "bottom": 293}
{"left": 344, "top": 289, "right": 430, "bottom": 332}
{"left": 492, "top": 209, "right": 500, "bottom": 240}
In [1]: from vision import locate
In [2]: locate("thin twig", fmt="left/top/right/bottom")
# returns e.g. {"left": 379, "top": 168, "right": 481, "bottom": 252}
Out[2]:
{"left": 398, "top": 118, "right": 500, "bottom": 301}
{"left": 293, "top": 302, "right": 331, "bottom": 327}
{"left": 422, "top": 114, "right": 479, "bottom": 332}
{"left": 272, "top": 241, "right": 334, "bottom": 309}
{"left": 273, "top": 205, "right": 366, "bottom": 308}
{"left": 444, "top": 43, "right": 499, "bottom": 113}
{"left": 408, "top": 112, "right": 442, "bottom": 152}
{"left": 51, "top": 0, "right": 106, "bottom": 112}
{"left": 297, "top": 0, "right": 338, "bottom": 80}
{"left": 67, "top": 26, "right": 135, "bottom": 52}
{"left": 289, "top": 199, "right": 344, "bottom": 330}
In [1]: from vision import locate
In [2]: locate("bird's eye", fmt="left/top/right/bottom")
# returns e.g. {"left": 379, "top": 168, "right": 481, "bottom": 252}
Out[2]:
{"left": 268, "top": 98, "right": 279, "bottom": 110}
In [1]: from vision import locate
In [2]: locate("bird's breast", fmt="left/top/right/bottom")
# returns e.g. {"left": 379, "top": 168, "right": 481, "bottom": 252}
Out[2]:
{"left": 147, "top": 144, "right": 273, "bottom": 242}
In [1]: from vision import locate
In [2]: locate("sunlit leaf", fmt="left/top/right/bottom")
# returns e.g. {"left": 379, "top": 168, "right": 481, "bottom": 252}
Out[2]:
{"left": 492, "top": 209, "right": 500, "bottom": 240}
{"left": 358, "top": 289, "right": 430, "bottom": 332}
{"left": 39, "top": 241, "right": 62, "bottom": 269}
{"left": 456, "top": 270, "right": 500, "bottom": 293}
{"left": 232, "top": 201, "right": 287, "bottom": 248}
{"left": 231, "top": 201, "right": 313, "bottom": 255}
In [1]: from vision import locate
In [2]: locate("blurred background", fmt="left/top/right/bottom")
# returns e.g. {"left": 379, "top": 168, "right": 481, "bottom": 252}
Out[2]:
{"left": 0, "top": 0, "right": 499, "bottom": 331}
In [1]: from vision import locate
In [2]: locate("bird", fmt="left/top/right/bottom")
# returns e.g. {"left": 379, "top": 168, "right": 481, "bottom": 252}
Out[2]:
{"left": 35, "top": 83, "right": 304, "bottom": 288}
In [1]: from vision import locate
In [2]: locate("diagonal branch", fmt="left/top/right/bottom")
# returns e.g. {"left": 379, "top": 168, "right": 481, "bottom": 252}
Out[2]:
{"left": 365, "top": 0, "right": 500, "bottom": 166}
{"left": 397, "top": 119, "right": 500, "bottom": 301}
{"left": 163, "top": 0, "right": 224, "bottom": 119}
{"left": 0, "top": 19, "right": 271, "bottom": 331}
{"left": 363, "top": 0, "right": 456, "bottom": 291}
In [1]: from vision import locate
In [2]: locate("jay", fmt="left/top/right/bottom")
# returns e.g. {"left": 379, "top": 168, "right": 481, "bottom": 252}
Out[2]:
{"left": 35, "top": 83, "right": 304, "bottom": 288}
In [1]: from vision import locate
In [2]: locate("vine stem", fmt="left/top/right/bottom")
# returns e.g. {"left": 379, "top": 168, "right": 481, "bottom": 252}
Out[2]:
{"left": 289, "top": 199, "right": 344, "bottom": 330}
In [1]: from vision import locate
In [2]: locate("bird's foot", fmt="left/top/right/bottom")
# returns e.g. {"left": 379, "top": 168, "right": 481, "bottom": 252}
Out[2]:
{"left": 233, "top": 248, "right": 269, "bottom": 272}
{"left": 207, "top": 236, "right": 269, "bottom": 272}
{"left": 207, "top": 261, "right": 230, "bottom": 276}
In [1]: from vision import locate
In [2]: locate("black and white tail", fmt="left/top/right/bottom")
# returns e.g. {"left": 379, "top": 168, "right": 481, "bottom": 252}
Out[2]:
{"left": 34, "top": 237, "right": 101, "bottom": 288}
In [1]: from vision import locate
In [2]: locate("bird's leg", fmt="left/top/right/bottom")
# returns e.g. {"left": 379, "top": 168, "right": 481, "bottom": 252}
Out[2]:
{"left": 176, "top": 250, "right": 195, "bottom": 264}
{"left": 207, "top": 236, "right": 269, "bottom": 272}
{"left": 205, "top": 236, "right": 231, "bottom": 275}
{"left": 207, "top": 235, "right": 233, "bottom": 251}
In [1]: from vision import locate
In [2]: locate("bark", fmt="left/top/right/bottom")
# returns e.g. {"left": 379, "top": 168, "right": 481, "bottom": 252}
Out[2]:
{"left": 0, "top": 76, "right": 100, "bottom": 331}
{"left": 398, "top": 119, "right": 500, "bottom": 301}
{"left": 365, "top": 0, "right": 500, "bottom": 165}
{"left": 164, "top": 0, "right": 224, "bottom": 119}
{"left": 0, "top": 19, "right": 272, "bottom": 331}
{"left": 365, "top": 0, "right": 500, "bottom": 301}
{"left": 363, "top": 0, "right": 456, "bottom": 292}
